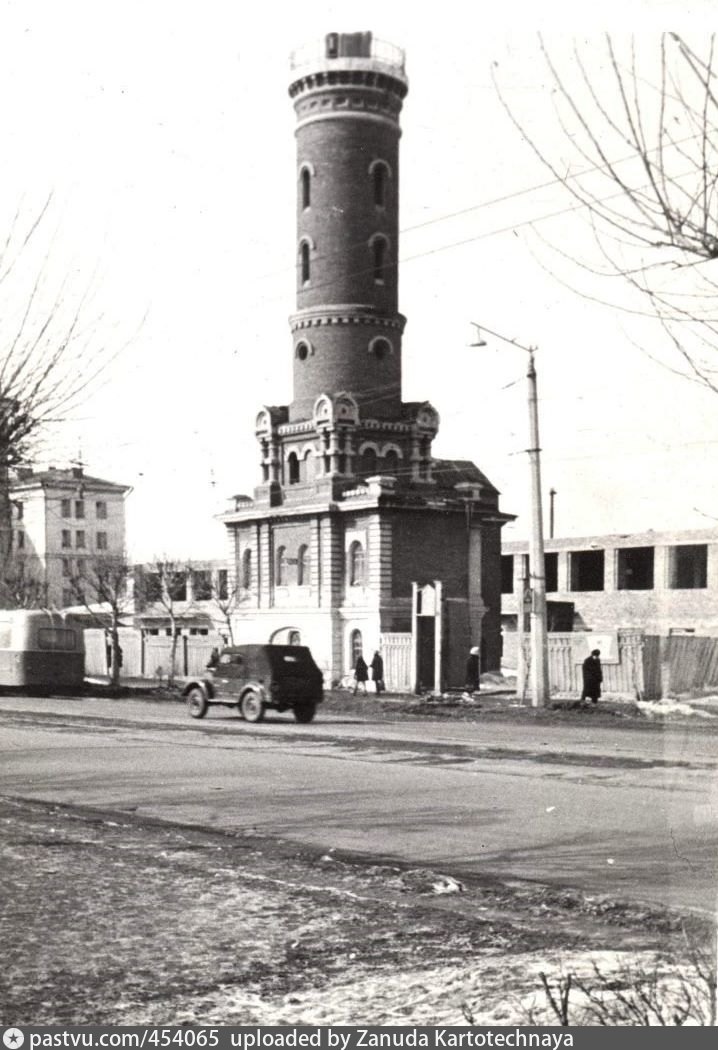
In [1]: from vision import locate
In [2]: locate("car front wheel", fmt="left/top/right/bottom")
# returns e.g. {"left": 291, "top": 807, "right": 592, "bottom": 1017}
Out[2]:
{"left": 240, "top": 690, "right": 265, "bottom": 723}
{"left": 294, "top": 701, "right": 316, "bottom": 724}
{"left": 187, "top": 686, "right": 208, "bottom": 719}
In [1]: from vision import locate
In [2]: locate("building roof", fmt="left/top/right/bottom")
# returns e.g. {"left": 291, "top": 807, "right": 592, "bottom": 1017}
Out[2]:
{"left": 431, "top": 459, "right": 500, "bottom": 497}
{"left": 10, "top": 467, "right": 131, "bottom": 494}
{"left": 503, "top": 526, "right": 718, "bottom": 553}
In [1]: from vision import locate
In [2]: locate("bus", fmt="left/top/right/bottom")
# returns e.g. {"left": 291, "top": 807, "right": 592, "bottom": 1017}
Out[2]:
{"left": 0, "top": 610, "right": 85, "bottom": 694}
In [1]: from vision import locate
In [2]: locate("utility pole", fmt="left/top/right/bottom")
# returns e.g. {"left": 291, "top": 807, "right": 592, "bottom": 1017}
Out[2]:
{"left": 470, "top": 323, "right": 550, "bottom": 707}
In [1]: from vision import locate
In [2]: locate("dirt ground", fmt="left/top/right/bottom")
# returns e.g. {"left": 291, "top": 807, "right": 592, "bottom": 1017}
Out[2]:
{"left": 1, "top": 794, "right": 714, "bottom": 1027}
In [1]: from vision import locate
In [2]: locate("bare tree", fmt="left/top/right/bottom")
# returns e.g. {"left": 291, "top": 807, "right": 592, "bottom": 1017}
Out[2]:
{"left": 495, "top": 34, "right": 718, "bottom": 391}
{"left": 68, "top": 554, "right": 134, "bottom": 692}
{"left": 0, "top": 559, "right": 47, "bottom": 609}
{"left": 206, "top": 567, "right": 239, "bottom": 644}
{"left": 135, "top": 559, "right": 191, "bottom": 687}
{"left": 0, "top": 196, "right": 141, "bottom": 560}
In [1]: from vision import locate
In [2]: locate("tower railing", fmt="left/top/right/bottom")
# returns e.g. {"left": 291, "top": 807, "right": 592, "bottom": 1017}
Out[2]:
{"left": 289, "top": 35, "right": 406, "bottom": 74}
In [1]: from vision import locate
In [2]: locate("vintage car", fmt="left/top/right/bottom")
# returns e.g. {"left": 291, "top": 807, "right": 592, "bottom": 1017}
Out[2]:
{"left": 183, "top": 643, "right": 323, "bottom": 724}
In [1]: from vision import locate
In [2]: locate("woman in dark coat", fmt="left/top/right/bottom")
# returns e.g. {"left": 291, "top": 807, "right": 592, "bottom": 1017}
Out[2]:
{"left": 370, "top": 650, "right": 385, "bottom": 694}
{"left": 353, "top": 654, "right": 369, "bottom": 694}
{"left": 581, "top": 649, "right": 603, "bottom": 703}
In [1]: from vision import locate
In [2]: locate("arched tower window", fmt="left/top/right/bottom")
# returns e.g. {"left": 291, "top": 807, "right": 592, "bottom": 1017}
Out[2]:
{"left": 295, "top": 340, "right": 310, "bottom": 361}
{"left": 287, "top": 451, "right": 300, "bottom": 485}
{"left": 301, "top": 167, "right": 311, "bottom": 209}
{"left": 371, "top": 161, "right": 390, "bottom": 207}
{"left": 371, "top": 236, "right": 388, "bottom": 283}
{"left": 369, "top": 337, "right": 392, "bottom": 361}
{"left": 349, "top": 541, "right": 365, "bottom": 586}
{"left": 300, "top": 241, "right": 311, "bottom": 284}
{"left": 276, "top": 546, "right": 287, "bottom": 586}
{"left": 350, "top": 629, "right": 363, "bottom": 667}
{"left": 297, "top": 544, "right": 310, "bottom": 586}
{"left": 241, "top": 549, "right": 252, "bottom": 590}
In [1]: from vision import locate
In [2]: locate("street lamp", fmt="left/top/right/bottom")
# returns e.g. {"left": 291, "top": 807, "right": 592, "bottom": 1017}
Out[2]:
{"left": 469, "top": 322, "right": 550, "bottom": 708}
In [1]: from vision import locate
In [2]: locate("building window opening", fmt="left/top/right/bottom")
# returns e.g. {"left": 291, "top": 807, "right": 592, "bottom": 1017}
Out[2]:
{"left": 191, "top": 570, "right": 212, "bottom": 601}
{"left": 289, "top": 630, "right": 301, "bottom": 646}
{"left": 96, "top": 500, "right": 107, "bottom": 519}
{"left": 218, "top": 568, "right": 229, "bottom": 600}
{"left": 669, "top": 544, "right": 708, "bottom": 589}
{"left": 372, "top": 237, "right": 387, "bottom": 283}
{"left": 168, "top": 573, "right": 187, "bottom": 602}
{"left": 350, "top": 628, "right": 363, "bottom": 666}
{"left": 501, "top": 555, "right": 514, "bottom": 595}
{"left": 276, "top": 545, "right": 287, "bottom": 586}
{"left": 301, "top": 167, "right": 311, "bottom": 209}
{"left": 545, "top": 552, "right": 558, "bottom": 593}
{"left": 287, "top": 452, "right": 300, "bottom": 485}
{"left": 371, "top": 337, "right": 391, "bottom": 361}
{"left": 75, "top": 500, "right": 85, "bottom": 519}
{"left": 372, "top": 162, "right": 389, "bottom": 207}
{"left": 569, "top": 549, "right": 605, "bottom": 592}
{"left": 297, "top": 544, "right": 310, "bottom": 586}
{"left": 617, "top": 546, "right": 654, "bottom": 591}
{"left": 383, "top": 449, "right": 399, "bottom": 474}
{"left": 61, "top": 499, "right": 71, "bottom": 518}
{"left": 358, "top": 447, "right": 377, "bottom": 478}
{"left": 296, "top": 341, "right": 309, "bottom": 361}
{"left": 241, "top": 549, "right": 252, "bottom": 590}
{"left": 349, "top": 540, "right": 365, "bottom": 586}
{"left": 300, "top": 241, "right": 310, "bottom": 284}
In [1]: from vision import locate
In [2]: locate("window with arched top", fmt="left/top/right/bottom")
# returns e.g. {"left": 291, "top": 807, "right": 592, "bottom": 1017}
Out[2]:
{"left": 300, "top": 241, "right": 311, "bottom": 284}
{"left": 384, "top": 449, "right": 400, "bottom": 475}
{"left": 295, "top": 341, "right": 310, "bottom": 361}
{"left": 301, "top": 167, "right": 311, "bottom": 209}
{"left": 350, "top": 628, "right": 363, "bottom": 666}
{"left": 372, "top": 162, "right": 389, "bottom": 207}
{"left": 297, "top": 544, "right": 310, "bottom": 586}
{"left": 276, "top": 545, "right": 287, "bottom": 586}
{"left": 359, "top": 447, "right": 377, "bottom": 477}
{"left": 371, "top": 236, "right": 388, "bottom": 283}
{"left": 349, "top": 541, "right": 365, "bottom": 586}
{"left": 287, "top": 451, "right": 300, "bottom": 485}
{"left": 241, "top": 548, "right": 252, "bottom": 590}
{"left": 370, "top": 337, "right": 391, "bottom": 361}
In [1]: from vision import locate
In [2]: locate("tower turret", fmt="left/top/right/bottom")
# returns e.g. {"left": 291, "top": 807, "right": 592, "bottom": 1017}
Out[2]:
{"left": 288, "top": 32, "right": 408, "bottom": 422}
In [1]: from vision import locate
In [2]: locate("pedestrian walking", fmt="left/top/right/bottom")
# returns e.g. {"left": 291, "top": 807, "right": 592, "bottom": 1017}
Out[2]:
{"left": 370, "top": 650, "right": 385, "bottom": 694}
{"left": 353, "top": 653, "right": 369, "bottom": 695}
{"left": 463, "top": 645, "right": 480, "bottom": 698}
{"left": 581, "top": 649, "right": 603, "bottom": 704}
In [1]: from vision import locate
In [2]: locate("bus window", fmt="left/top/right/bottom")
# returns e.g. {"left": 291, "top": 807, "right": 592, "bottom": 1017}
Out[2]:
{"left": 38, "top": 627, "right": 77, "bottom": 651}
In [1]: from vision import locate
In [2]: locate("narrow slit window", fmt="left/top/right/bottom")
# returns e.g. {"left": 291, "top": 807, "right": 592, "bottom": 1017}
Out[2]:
{"left": 300, "top": 241, "right": 310, "bottom": 283}
{"left": 301, "top": 168, "right": 311, "bottom": 209}
{"left": 372, "top": 237, "right": 387, "bottom": 283}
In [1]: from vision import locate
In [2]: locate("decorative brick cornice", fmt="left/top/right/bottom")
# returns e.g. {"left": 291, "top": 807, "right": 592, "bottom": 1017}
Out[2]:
{"left": 289, "top": 309, "right": 406, "bottom": 334}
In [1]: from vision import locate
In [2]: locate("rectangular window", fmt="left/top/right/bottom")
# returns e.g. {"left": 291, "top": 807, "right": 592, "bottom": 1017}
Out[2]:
{"left": 191, "top": 570, "right": 212, "bottom": 601}
{"left": 96, "top": 531, "right": 108, "bottom": 550}
{"left": 142, "top": 573, "right": 162, "bottom": 603}
{"left": 38, "top": 627, "right": 77, "bottom": 651}
{"left": 61, "top": 499, "right": 71, "bottom": 518}
{"left": 62, "top": 588, "right": 73, "bottom": 607}
{"left": 569, "top": 549, "right": 605, "bottom": 591}
{"left": 75, "top": 530, "right": 86, "bottom": 549}
{"left": 669, "top": 544, "right": 708, "bottom": 589}
{"left": 500, "top": 555, "right": 514, "bottom": 594}
{"left": 168, "top": 573, "right": 187, "bottom": 602}
{"left": 75, "top": 500, "right": 85, "bottom": 519}
{"left": 218, "top": 568, "right": 229, "bottom": 600}
{"left": 617, "top": 546, "right": 654, "bottom": 590}
{"left": 62, "top": 529, "right": 72, "bottom": 549}
{"left": 62, "top": 558, "right": 72, "bottom": 578}
{"left": 96, "top": 501, "right": 107, "bottom": 519}
{"left": 545, "top": 552, "right": 558, "bottom": 593}
{"left": 76, "top": 558, "right": 86, "bottom": 578}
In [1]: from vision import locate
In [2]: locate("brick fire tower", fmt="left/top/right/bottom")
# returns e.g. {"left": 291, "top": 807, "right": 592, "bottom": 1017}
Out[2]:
{"left": 220, "top": 32, "right": 513, "bottom": 691}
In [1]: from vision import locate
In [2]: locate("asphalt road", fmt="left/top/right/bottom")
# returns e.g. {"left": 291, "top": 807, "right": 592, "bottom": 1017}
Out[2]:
{"left": 1, "top": 694, "right": 716, "bottom": 916}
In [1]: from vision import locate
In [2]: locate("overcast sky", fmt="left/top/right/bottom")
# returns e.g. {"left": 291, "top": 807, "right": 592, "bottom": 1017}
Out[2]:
{"left": 1, "top": 0, "right": 717, "bottom": 560}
